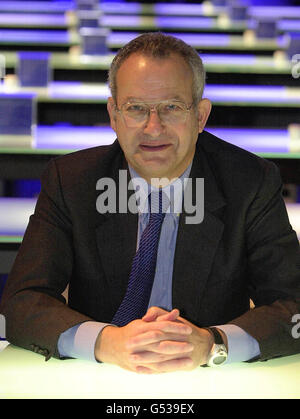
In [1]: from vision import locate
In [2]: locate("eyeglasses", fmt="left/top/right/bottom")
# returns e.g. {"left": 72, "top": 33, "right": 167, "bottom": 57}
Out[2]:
{"left": 115, "top": 100, "right": 194, "bottom": 127}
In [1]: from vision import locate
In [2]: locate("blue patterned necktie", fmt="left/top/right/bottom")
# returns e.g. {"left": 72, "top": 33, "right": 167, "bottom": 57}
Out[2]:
{"left": 112, "top": 190, "right": 167, "bottom": 327}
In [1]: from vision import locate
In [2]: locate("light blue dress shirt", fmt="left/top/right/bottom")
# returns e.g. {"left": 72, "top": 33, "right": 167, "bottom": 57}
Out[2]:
{"left": 58, "top": 165, "right": 260, "bottom": 363}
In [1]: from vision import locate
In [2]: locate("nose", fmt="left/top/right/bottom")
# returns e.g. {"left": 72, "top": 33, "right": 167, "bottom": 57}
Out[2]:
{"left": 143, "top": 109, "right": 164, "bottom": 137}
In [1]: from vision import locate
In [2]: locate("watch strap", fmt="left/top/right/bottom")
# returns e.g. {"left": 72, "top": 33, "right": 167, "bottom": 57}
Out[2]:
{"left": 201, "top": 327, "right": 227, "bottom": 367}
{"left": 204, "top": 327, "right": 224, "bottom": 345}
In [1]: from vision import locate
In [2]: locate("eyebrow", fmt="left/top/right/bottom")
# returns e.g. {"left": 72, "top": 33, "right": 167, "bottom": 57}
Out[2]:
{"left": 123, "top": 95, "right": 186, "bottom": 103}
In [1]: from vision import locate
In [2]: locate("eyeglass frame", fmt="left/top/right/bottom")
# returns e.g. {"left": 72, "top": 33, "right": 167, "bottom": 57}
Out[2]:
{"left": 113, "top": 99, "right": 195, "bottom": 126}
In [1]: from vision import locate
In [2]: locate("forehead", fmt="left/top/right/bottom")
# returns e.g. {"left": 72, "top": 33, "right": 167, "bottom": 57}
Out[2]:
{"left": 115, "top": 53, "right": 193, "bottom": 103}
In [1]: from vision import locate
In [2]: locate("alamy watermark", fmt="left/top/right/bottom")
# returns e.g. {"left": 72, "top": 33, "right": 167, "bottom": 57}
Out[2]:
{"left": 0, "top": 54, "right": 5, "bottom": 80}
{"left": 0, "top": 314, "right": 6, "bottom": 340}
{"left": 291, "top": 313, "right": 300, "bottom": 339}
{"left": 96, "top": 170, "right": 204, "bottom": 224}
{"left": 291, "top": 54, "right": 300, "bottom": 79}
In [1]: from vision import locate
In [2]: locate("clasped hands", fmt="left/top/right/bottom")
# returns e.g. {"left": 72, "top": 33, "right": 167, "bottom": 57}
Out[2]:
{"left": 95, "top": 307, "right": 214, "bottom": 374}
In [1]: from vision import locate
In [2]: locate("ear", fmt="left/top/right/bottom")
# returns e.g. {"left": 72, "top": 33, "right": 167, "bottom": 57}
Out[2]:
{"left": 107, "top": 97, "right": 117, "bottom": 132}
{"left": 196, "top": 98, "right": 212, "bottom": 133}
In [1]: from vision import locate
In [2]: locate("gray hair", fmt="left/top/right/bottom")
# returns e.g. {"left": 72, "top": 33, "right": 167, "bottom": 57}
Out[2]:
{"left": 108, "top": 32, "right": 206, "bottom": 105}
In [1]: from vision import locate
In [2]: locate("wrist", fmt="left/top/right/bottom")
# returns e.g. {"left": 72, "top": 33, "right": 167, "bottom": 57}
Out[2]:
{"left": 216, "top": 328, "right": 228, "bottom": 352}
{"left": 94, "top": 325, "right": 118, "bottom": 363}
{"left": 201, "top": 328, "right": 215, "bottom": 365}
{"left": 203, "top": 327, "right": 228, "bottom": 367}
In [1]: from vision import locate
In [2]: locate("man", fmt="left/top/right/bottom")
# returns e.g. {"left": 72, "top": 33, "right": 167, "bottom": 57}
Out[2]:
{"left": 1, "top": 33, "right": 300, "bottom": 374}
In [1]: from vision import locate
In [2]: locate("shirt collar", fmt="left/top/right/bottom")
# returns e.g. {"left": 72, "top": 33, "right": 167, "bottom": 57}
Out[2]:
{"left": 128, "top": 164, "right": 192, "bottom": 214}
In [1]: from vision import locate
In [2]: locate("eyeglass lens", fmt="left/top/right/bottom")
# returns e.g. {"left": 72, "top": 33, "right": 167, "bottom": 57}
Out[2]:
{"left": 121, "top": 102, "right": 189, "bottom": 126}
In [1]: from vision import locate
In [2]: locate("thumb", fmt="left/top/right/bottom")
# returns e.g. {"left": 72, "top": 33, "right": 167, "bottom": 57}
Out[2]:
{"left": 142, "top": 307, "right": 180, "bottom": 322}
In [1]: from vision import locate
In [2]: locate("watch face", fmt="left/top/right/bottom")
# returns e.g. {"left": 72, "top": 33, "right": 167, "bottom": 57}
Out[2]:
{"left": 212, "top": 355, "right": 227, "bottom": 365}
{"left": 208, "top": 345, "right": 228, "bottom": 367}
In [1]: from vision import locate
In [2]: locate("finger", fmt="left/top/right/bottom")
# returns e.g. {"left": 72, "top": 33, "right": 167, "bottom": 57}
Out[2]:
{"left": 148, "top": 339, "right": 194, "bottom": 355}
{"left": 154, "top": 309, "right": 180, "bottom": 323}
{"left": 151, "top": 357, "right": 194, "bottom": 373}
{"left": 127, "top": 330, "right": 185, "bottom": 349}
{"left": 130, "top": 351, "right": 192, "bottom": 364}
{"left": 130, "top": 342, "right": 194, "bottom": 364}
{"left": 135, "top": 319, "right": 192, "bottom": 338}
{"left": 150, "top": 320, "right": 192, "bottom": 335}
{"left": 135, "top": 357, "right": 194, "bottom": 374}
{"left": 142, "top": 306, "right": 168, "bottom": 322}
{"left": 135, "top": 366, "right": 156, "bottom": 374}
{"left": 127, "top": 328, "right": 191, "bottom": 349}
{"left": 131, "top": 341, "right": 194, "bottom": 360}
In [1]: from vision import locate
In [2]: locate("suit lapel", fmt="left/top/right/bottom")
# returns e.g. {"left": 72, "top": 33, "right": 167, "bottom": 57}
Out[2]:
{"left": 95, "top": 211, "right": 137, "bottom": 298}
{"left": 172, "top": 140, "right": 226, "bottom": 324}
{"left": 94, "top": 142, "right": 138, "bottom": 302}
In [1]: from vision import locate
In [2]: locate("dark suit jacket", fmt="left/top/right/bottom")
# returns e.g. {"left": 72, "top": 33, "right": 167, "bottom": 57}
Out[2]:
{"left": 1, "top": 131, "right": 300, "bottom": 362}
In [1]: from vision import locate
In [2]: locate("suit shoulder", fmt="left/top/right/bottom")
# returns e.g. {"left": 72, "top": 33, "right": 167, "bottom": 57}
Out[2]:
{"left": 198, "top": 131, "right": 282, "bottom": 200}
{"left": 54, "top": 143, "right": 114, "bottom": 170}
{"left": 199, "top": 130, "right": 278, "bottom": 176}
{"left": 43, "top": 141, "right": 122, "bottom": 179}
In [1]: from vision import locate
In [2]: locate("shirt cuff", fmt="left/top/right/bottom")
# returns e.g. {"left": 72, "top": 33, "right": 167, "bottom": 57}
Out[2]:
{"left": 57, "top": 321, "right": 111, "bottom": 362}
{"left": 216, "top": 324, "right": 261, "bottom": 364}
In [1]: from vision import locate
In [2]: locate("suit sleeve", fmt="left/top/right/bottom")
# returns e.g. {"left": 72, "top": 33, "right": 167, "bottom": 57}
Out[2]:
{"left": 0, "top": 159, "right": 93, "bottom": 360}
{"left": 230, "top": 161, "right": 300, "bottom": 361}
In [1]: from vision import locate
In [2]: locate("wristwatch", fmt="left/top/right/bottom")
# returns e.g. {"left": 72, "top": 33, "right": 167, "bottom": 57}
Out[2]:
{"left": 204, "top": 327, "right": 228, "bottom": 367}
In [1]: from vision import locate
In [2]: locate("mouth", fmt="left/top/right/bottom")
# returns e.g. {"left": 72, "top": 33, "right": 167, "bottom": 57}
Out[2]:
{"left": 139, "top": 143, "right": 171, "bottom": 152}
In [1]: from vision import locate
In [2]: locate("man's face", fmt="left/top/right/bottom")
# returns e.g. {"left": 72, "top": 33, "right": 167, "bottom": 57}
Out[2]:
{"left": 107, "top": 53, "right": 211, "bottom": 183}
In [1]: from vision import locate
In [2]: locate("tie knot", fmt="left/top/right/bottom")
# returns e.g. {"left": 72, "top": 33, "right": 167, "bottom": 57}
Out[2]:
{"left": 149, "top": 190, "right": 169, "bottom": 214}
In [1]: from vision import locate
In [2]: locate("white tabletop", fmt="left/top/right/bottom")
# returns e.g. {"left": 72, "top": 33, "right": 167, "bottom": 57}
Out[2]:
{"left": 0, "top": 344, "right": 299, "bottom": 399}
